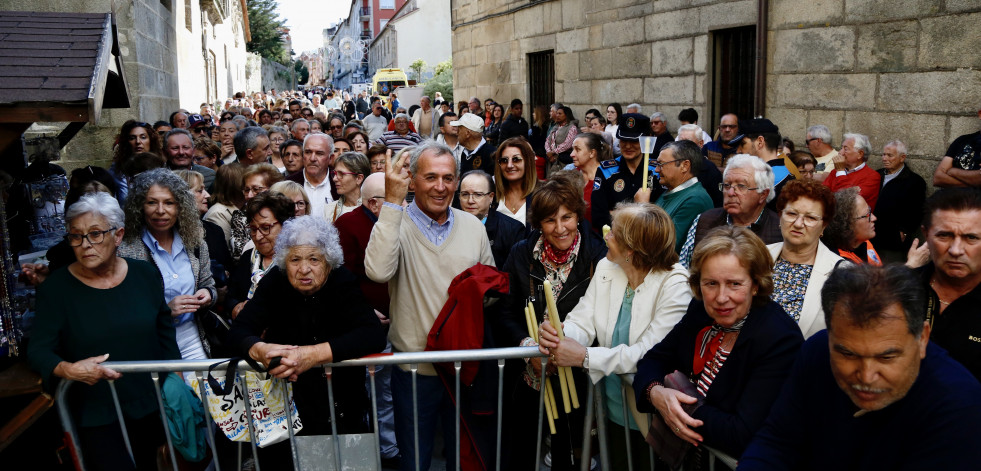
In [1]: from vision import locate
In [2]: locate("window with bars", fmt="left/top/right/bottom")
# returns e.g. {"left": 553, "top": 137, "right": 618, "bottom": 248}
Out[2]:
{"left": 527, "top": 50, "right": 554, "bottom": 114}
{"left": 710, "top": 26, "right": 756, "bottom": 126}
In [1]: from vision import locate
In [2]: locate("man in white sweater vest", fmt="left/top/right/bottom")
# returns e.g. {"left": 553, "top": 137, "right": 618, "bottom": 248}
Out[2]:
{"left": 366, "top": 141, "right": 495, "bottom": 470}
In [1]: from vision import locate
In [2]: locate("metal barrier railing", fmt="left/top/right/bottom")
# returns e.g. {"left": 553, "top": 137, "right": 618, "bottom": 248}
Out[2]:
{"left": 54, "top": 347, "right": 737, "bottom": 471}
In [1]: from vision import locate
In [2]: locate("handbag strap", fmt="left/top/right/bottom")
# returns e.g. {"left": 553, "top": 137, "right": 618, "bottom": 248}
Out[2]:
{"left": 206, "top": 356, "right": 268, "bottom": 396}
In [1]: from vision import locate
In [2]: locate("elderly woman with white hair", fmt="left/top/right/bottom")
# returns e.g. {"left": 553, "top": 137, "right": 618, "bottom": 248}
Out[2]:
{"left": 679, "top": 154, "right": 783, "bottom": 268}
{"left": 29, "top": 192, "right": 179, "bottom": 470}
{"left": 227, "top": 215, "right": 387, "bottom": 466}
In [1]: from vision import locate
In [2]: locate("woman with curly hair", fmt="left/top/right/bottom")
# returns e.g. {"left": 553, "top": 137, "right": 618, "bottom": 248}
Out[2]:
{"left": 110, "top": 120, "right": 161, "bottom": 205}
{"left": 118, "top": 168, "right": 216, "bottom": 361}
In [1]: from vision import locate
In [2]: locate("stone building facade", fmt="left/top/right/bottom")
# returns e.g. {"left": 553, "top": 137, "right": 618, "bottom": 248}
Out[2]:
{"left": 4, "top": 0, "right": 251, "bottom": 169}
{"left": 451, "top": 0, "right": 981, "bottom": 180}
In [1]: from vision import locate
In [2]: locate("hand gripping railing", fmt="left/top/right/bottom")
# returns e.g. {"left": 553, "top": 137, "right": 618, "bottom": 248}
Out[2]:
{"left": 54, "top": 346, "right": 737, "bottom": 471}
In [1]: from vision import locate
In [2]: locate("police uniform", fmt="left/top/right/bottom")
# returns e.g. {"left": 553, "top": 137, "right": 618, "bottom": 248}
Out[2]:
{"left": 590, "top": 156, "right": 661, "bottom": 231}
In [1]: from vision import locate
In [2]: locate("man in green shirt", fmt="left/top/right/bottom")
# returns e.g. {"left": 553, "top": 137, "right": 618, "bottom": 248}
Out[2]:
{"left": 654, "top": 140, "right": 714, "bottom": 253}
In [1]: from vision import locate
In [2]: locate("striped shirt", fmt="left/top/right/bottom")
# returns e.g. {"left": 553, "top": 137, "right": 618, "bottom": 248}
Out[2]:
{"left": 376, "top": 130, "right": 423, "bottom": 153}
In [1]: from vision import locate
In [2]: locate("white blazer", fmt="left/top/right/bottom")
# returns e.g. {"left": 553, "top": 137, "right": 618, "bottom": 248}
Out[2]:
{"left": 767, "top": 241, "right": 845, "bottom": 339}
{"left": 563, "top": 259, "right": 691, "bottom": 435}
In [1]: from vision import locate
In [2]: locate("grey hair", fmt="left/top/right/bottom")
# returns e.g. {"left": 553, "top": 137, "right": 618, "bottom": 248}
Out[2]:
{"left": 626, "top": 103, "right": 642, "bottom": 113}
{"left": 724, "top": 154, "right": 776, "bottom": 202}
{"left": 660, "top": 140, "right": 701, "bottom": 175}
{"left": 394, "top": 113, "right": 410, "bottom": 122}
{"left": 421, "top": 95, "right": 431, "bottom": 103}
{"left": 268, "top": 126, "right": 289, "bottom": 138}
{"left": 409, "top": 141, "right": 457, "bottom": 176}
{"left": 649, "top": 112, "right": 667, "bottom": 125}
{"left": 677, "top": 124, "right": 704, "bottom": 142}
{"left": 806, "top": 125, "right": 832, "bottom": 145}
{"left": 233, "top": 126, "right": 269, "bottom": 158}
{"left": 291, "top": 118, "right": 309, "bottom": 132}
{"left": 231, "top": 116, "right": 249, "bottom": 129}
{"left": 67, "top": 191, "right": 125, "bottom": 229}
{"left": 843, "top": 133, "right": 872, "bottom": 161}
{"left": 823, "top": 187, "right": 862, "bottom": 251}
{"left": 123, "top": 168, "right": 204, "bottom": 249}
{"left": 884, "top": 139, "right": 907, "bottom": 155}
{"left": 303, "top": 132, "right": 334, "bottom": 155}
{"left": 163, "top": 128, "right": 193, "bottom": 147}
{"left": 272, "top": 215, "right": 344, "bottom": 271}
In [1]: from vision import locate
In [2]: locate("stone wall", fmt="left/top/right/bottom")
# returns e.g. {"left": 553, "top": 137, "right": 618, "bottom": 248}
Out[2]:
{"left": 245, "top": 54, "right": 293, "bottom": 95}
{"left": 452, "top": 0, "right": 981, "bottom": 187}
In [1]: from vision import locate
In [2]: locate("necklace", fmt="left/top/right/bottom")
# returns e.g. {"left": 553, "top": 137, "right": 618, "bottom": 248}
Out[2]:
{"left": 930, "top": 280, "right": 964, "bottom": 306}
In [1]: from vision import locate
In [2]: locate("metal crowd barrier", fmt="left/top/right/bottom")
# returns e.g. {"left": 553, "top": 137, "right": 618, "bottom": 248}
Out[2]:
{"left": 54, "top": 347, "right": 737, "bottom": 471}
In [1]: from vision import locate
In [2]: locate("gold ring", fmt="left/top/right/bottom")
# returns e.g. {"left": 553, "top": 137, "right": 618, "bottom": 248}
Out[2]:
{"left": 674, "top": 427, "right": 680, "bottom": 433}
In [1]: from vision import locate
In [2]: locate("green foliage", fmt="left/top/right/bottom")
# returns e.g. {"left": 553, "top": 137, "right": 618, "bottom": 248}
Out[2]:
{"left": 423, "top": 61, "right": 452, "bottom": 104}
{"left": 409, "top": 59, "right": 427, "bottom": 82}
{"left": 295, "top": 61, "right": 309, "bottom": 85}
{"left": 246, "top": 0, "right": 290, "bottom": 65}
{"left": 433, "top": 59, "right": 452, "bottom": 76}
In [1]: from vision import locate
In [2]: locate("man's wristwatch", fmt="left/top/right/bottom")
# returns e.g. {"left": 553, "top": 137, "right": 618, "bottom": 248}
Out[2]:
{"left": 581, "top": 349, "right": 589, "bottom": 369}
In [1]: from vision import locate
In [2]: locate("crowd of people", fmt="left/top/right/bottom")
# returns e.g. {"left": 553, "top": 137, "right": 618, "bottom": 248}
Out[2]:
{"left": 22, "top": 86, "right": 981, "bottom": 470}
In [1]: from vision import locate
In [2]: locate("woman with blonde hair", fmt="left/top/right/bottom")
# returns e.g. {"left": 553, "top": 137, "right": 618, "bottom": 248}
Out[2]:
{"left": 270, "top": 180, "right": 311, "bottom": 217}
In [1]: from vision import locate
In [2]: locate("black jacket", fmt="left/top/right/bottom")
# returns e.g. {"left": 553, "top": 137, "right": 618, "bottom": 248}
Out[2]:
{"left": 485, "top": 207, "right": 527, "bottom": 270}
{"left": 499, "top": 114, "right": 529, "bottom": 143}
{"left": 494, "top": 226, "right": 608, "bottom": 347}
{"left": 872, "top": 165, "right": 926, "bottom": 252}
{"left": 228, "top": 266, "right": 386, "bottom": 434}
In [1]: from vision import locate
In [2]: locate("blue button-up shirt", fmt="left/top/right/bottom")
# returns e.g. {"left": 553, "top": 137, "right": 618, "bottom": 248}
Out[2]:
{"left": 142, "top": 229, "right": 195, "bottom": 325}
{"left": 383, "top": 200, "right": 454, "bottom": 246}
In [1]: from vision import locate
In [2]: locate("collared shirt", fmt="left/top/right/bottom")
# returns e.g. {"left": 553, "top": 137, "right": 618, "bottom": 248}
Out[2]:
{"left": 437, "top": 134, "right": 465, "bottom": 165}
{"left": 142, "top": 229, "right": 195, "bottom": 325}
{"left": 882, "top": 164, "right": 904, "bottom": 187}
{"left": 836, "top": 162, "right": 866, "bottom": 177}
{"left": 383, "top": 200, "right": 455, "bottom": 246}
{"left": 666, "top": 176, "right": 700, "bottom": 195}
{"left": 462, "top": 137, "right": 488, "bottom": 159}
{"left": 303, "top": 169, "right": 334, "bottom": 219}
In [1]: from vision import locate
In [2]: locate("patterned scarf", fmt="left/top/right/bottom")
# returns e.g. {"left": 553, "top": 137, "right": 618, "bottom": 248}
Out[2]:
{"left": 229, "top": 209, "right": 250, "bottom": 260}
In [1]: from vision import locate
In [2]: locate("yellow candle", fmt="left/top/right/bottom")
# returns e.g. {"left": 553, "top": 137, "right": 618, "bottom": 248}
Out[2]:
{"left": 543, "top": 280, "right": 573, "bottom": 413}
{"left": 642, "top": 152, "right": 649, "bottom": 190}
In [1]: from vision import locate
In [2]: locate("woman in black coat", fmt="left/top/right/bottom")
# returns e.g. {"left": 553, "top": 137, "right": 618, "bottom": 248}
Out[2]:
{"left": 633, "top": 226, "right": 803, "bottom": 465}
{"left": 494, "top": 173, "right": 607, "bottom": 471}
{"left": 228, "top": 216, "right": 386, "bottom": 467}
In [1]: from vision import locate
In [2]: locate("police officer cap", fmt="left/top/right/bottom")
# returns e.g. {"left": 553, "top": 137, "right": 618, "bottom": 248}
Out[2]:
{"left": 616, "top": 113, "right": 651, "bottom": 142}
{"left": 728, "top": 118, "right": 780, "bottom": 146}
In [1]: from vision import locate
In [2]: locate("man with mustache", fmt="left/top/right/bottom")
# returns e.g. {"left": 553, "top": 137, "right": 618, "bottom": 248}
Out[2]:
{"left": 739, "top": 264, "right": 981, "bottom": 469}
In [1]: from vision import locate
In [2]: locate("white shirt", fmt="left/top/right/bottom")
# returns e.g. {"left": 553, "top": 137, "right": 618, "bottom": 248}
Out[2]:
{"left": 437, "top": 134, "right": 465, "bottom": 166}
{"left": 364, "top": 114, "right": 389, "bottom": 141}
{"left": 303, "top": 170, "right": 334, "bottom": 219}
{"left": 497, "top": 200, "right": 527, "bottom": 226}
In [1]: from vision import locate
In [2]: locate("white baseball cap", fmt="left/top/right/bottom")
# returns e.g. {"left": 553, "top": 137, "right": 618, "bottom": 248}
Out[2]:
{"left": 450, "top": 113, "right": 484, "bottom": 133}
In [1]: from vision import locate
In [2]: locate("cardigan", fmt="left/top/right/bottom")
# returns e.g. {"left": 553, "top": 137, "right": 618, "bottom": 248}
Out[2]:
{"left": 655, "top": 180, "right": 714, "bottom": 253}
{"left": 365, "top": 204, "right": 495, "bottom": 375}
{"left": 28, "top": 259, "right": 180, "bottom": 427}
{"left": 739, "top": 332, "right": 981, "bottom": 470}
{"left": 767, "top": 241, "right": 845, "bottom": 339}
{"left": 562, "top": 260, "right": 692, "bottom": 434}
{"left": 633, "top": 299, "right": 803, "bottom": 457}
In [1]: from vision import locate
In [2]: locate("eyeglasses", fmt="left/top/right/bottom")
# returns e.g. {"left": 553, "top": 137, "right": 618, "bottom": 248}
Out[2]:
{"left": 653, "top": 159, "right": 681, "bottom": 169}
{"left": 498, "top": 156, "right": 524, "bottom": 165}
{"left": 282, "top": 117, "right": 294, "bottom": 123}
{"left": 243, "top": 186, "right": 268, "bottom": 195}
{"left": 855, "top": 206, "right": 873, "bottom": 221}
{"left": 805, "top": 138, "right": 820, "bottom": 143}
{"left": 782, "top": 209, "right": 823, "bottom": 227}
{"left": 293, "top": 201, "right": 307, "bottom": 209}
{"left": 329, "top": 125, "right": 344, "bottom": 130}
{"left": 65, "top": 227, "right": 117, "bottom": 247}
{"left": 192, "top": 126, "right": 213, "bottom": 134}
{"left": 460, "top": 192, "right": 491, "bottom": 200}
{"left": 335, "top": 170, "right": 359, "bottom": 177}
{"left": 719, "top": 182, "right": 760, "bottom": 194}
{"left": 249, "top": 222, "right": 280, "bottom": 236}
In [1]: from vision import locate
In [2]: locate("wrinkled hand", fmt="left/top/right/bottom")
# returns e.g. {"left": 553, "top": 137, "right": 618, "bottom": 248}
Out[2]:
{"left": 832, "top": 154, "right": 847, "bottom": 172}
{"left": 61, "top": 354, "right": 121, "bottom": 385}
{"left": 168, "top": 289, "right": 211, "bottom": 316}
{"left": 20, "top": 263, "right": 50, "bottom": 286}
{"left": 221, "top": 141, "right": 234, "bottom": 158}
{"left": 265, "top": 344, "right": 329, "bottom": 382}
{"left": 537, "top": 320, "right": 586, "bottom": 368}
{"left": 905, "top": 238, "right": 930, "bottom": 269}
{"left": 634, "top": 187, "right": 652, "bottom": 203}
{"left": 649, "top": 386, "right": 704, "bottom": 446}
{"left": 374, "top": 309, "right": 391, "bottom": 325}
{"left": 385, "top": 149, "right": 410, "bottom": 205}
